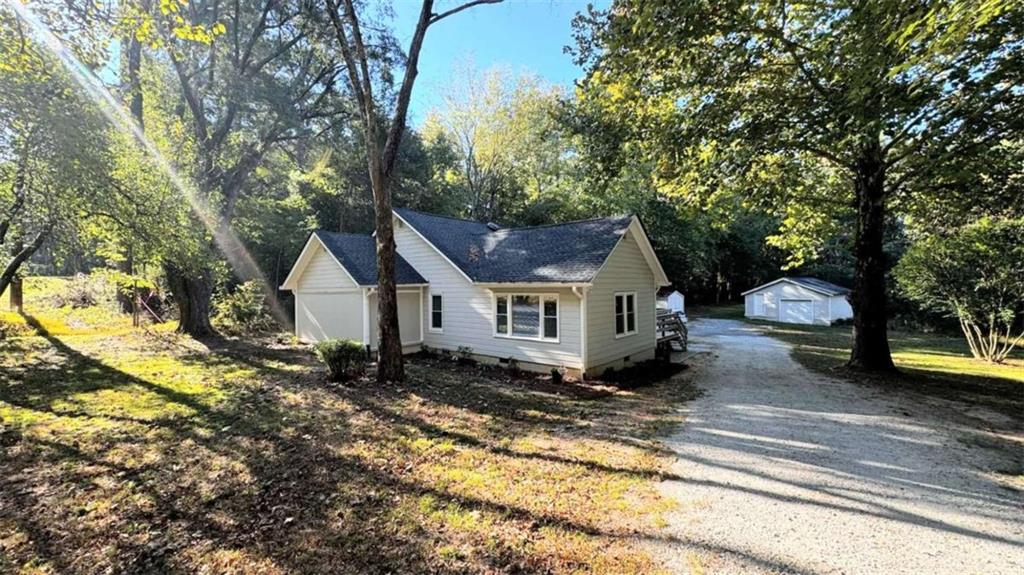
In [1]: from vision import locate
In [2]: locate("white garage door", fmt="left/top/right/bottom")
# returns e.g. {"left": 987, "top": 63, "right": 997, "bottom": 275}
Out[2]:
{"left": 780, "top": 299, "right": 813, "bottom": 324}
{"left": 296, "top": 291, "right": 363, "bottom": 342}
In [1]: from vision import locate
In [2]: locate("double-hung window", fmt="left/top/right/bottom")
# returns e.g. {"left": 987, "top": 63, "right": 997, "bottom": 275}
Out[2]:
{"left": 430, "top": 294, "right": 443, "bottom": 332}
{"left": 494, "top": 294, "right": 558, "bottom": 341}
{"left": 615, "top": 292, "right": 637, "bottom": 337}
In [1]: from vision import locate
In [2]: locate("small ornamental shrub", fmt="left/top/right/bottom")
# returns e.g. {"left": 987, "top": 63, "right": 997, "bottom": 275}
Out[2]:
{"left": 213, "top": 280, "right": 276, "bottom": 335}
{"left": 456, "top": 345, "right": 475, "bottom": 365}
{"left": 313, "top": 339, "right": 367, "bottom": 382}
{"left": 550, "top": 366, "right": 566, "bottom": 385}
{"left": 506, "top": 357, "right": 520, "bottom": 375}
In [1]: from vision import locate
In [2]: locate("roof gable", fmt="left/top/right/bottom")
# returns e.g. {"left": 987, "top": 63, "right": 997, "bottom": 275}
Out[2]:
{"left": 741, "top": 277, "right": 850, "bottom": 297}
{"left": 281, "top": 231, "right": 427, "bottom": 290}
{"left": 393, "top": 208, "right": 669, "bottom": 285}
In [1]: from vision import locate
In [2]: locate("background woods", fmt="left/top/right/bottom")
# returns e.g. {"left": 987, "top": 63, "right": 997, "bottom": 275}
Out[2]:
{"left": 2, "top": 0, "right": 1021, "bottom": 365}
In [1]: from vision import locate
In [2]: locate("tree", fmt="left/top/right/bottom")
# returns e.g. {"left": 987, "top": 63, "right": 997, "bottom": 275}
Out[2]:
{"left": 571, "top": 0, "right": 1023, "bottom": 371}
{"left": 896, "top": 218, "right": 1024, "bottom": 362}
{"left": 423, "top": 64, "right": 569, "bottom": 222}
{"left": 324, "top": 0, "right": 502, "bottom": 383}
{"left": 140, "top": 0, "right": 346, "bottom": 336}
{"left": 0, "top": 5, "right": 114, "bottom": 300}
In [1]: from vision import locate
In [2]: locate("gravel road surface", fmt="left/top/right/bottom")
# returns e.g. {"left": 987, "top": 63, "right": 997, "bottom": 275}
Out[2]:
{"left": 655, "top": 318, "right": 1023, "bottom": 574}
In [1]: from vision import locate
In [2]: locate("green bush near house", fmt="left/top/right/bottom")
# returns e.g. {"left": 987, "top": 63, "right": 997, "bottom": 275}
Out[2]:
{"left": 212, "top": 280, "right": 277, "bottom": 335}
{"left": 314, "top": 338, "right": 367, "bottom": 382}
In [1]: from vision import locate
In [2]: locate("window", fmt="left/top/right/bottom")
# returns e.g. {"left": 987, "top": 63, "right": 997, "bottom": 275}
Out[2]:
{"left": 430, "top": 294, "right": 443, "bottom": 331}
{"left": 615, "top": 292, "right": 637, "bottom": 337}
{"left": 544, "top": 299, "right": 558, "bottom": 339}
{"left": 494, "top": 294, "right": 558, "bottom": 340}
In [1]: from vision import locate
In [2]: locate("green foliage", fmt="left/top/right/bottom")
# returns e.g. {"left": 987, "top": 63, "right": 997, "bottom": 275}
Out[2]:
{"left": 313, "top": 339, "right": 367, "bottom": 382}
{"left": 896, "top": 218, "right": 1024, "bottom": 362}
{"left": 212, "top": 280, "right": 276, "bottom": 336}
{"left": 569, "top": 0, "right": 1022, "bottom": 279}
{"left": 422, "top": 64, "right": 585, "bottom": 224}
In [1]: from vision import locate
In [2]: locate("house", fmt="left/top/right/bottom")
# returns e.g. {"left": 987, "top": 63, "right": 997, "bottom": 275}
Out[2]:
{"left": 742, "top": 277, "right": 853, "bottom": 325}
{"left": 281, "top": 208, "right": 671, "bottom": 377}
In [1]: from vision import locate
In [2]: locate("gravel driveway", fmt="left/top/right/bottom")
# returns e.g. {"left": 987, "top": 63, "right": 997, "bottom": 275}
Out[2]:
{"left": 655, "top": 318, "right": 1024, "bottom": 575}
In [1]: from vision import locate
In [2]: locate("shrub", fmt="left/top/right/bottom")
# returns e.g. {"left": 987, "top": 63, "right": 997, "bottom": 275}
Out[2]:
{"left": 456, "top": 345, "right": 475, "bottom": 365}
{"left": 550, "top": 367, "right": 565, "bottom": 385}
{"left": 314, "top": 339, "right": 367, "bottom": 382}
{"left": 213, "top": 280, "right": 276, "bottom": 335}
{"left": 505, "top": 357, "right": 520, "bottom": 375}
{"left": 896, "top": 217, "right": 1024, "bottom": 363}
{"left": 51, "top": 273, "right": 107, "bottom": 309}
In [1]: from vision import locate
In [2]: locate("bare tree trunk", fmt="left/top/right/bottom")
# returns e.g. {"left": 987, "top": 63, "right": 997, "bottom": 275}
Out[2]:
{"left": 163, "top": 261, "right": 215, "bottom": 337}
{"left": 847, "top": 141, "right": 896, "bottom": 372}
{"left": 328, "top": 0, "right": 502, "bottom": 383}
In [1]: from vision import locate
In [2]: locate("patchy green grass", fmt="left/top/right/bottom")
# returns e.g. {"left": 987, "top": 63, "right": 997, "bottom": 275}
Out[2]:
{"left": 0, "top": 282, "right": 704, "bottom": 574}
{"left": 687, "top": 303, "right": 746, "bottom": 321}
{"left": 749, "top": 320, "right": 1024, "bottom": 419}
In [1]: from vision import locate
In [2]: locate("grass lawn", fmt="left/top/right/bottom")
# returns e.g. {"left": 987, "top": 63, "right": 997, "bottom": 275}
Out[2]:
{"left": 0, "top": 279, "right": 703, "bottom": 574}
{"left": 691, "top": 304, "right": 1024, "bottom": 420}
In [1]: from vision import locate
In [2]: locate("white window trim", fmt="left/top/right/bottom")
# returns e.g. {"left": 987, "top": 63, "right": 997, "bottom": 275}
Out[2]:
{"left": 614, "top": 291, "right": 638, "bottom": 338}
{"left": 492, "top": 293, "right": 560, "bottom": 343}
{"left": 429, "top": 293, "right": 444, "bottom": 333}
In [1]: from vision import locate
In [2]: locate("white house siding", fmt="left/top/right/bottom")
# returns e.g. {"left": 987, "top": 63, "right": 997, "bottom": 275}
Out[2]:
{"left": 296, "top": 242, "right": 358, "bottom": 291}
{"left": 294, "top": 244, "right": 363, "bottom": 342}
{"left": 393, "top": 217, "right": 583, "bottom": 370}
{"left": 744, "top": 282, "right": 849, "bottom": 325}
{"left": 827, "top": 294, "right": 854, "bottom": 322}
{"left": 368, "top": 290, "right": 424, "bottom": 349}
{"left": 586, "top": 230, "right": 657, "bottom": 372}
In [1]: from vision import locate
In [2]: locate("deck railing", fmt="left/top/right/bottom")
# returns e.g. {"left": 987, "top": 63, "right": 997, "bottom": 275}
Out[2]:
{"left": 656, "top": 309, "right": 688, "bottom": 352}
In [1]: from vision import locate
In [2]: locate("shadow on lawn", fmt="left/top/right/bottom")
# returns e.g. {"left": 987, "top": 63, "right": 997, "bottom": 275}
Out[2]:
{"left": 2, "top": 315, "right": 715, "bottom": 574}
{"left": 746, "top": 320, "right": 1024, "bottom": 424}
{"left": 5, "top": 314, "right": 1023, "bottom": 574}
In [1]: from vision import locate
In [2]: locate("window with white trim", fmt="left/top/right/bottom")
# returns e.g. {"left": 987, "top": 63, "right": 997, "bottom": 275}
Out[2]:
{"left": 430, "top": 294, "right": 443, "bottom": 331}
{"left": 615, "top": 292, "right": 636, "bottom": 337}
{"left": 494, "top": 294, "right": 558, "bottom": 340}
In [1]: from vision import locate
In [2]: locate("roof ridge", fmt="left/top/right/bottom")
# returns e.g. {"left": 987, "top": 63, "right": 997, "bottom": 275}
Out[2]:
{"left": 394, "top": 208, "right": 489, "bottom": 227}
{"left": 314, "top": 229, "right": 371, "bottom": 238}
{"left": 499, "top": 213, "right": 634, "bottom": 232}
{"left": 396, "top": 207, "right": 633, "bottom": 233}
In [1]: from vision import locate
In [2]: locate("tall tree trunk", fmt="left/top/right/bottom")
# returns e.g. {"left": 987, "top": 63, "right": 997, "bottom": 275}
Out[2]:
{"left": 373, "top": 182, "right": 404, "bottom": 383}
{"left": 163, "top": 262, "right": 215, "bottom": 337}
{"left": 847, "top": 142, "right": 896, "bottom": 372}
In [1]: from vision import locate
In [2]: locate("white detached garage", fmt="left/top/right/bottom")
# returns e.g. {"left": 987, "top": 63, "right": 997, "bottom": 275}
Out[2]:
{"left": 280, "top": 231, "right": 428, "bottom": 351}
{"left": 743, "top": 277, "right": 853, "bottom": 325}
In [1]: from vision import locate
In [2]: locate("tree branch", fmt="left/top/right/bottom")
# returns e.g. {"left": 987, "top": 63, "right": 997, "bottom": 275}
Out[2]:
{"left": 429, "top": 0, "right": 503, "bottom": 25}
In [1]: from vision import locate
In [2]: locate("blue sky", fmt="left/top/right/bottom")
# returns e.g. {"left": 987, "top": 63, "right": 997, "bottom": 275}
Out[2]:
{"left": 389, "top": 0, "right": 608, "bottom": 124}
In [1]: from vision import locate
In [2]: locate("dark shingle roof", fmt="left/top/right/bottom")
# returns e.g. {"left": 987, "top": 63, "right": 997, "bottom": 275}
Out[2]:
{"left": 788, "top": 277, "right": 850, "bottom": 296}
{"left": 394, "top": 208, "right": 634, "bottom": 283}
{"left": 314, "top": 230, "right": 426, "bottom": 286}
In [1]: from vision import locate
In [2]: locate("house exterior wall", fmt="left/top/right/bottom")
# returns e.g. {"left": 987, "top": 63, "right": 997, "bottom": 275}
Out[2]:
{"left": 294, "top": 244, "right": 363, "bottom": 342}
{"left": 744, "top": 281, "right": 849, "bottom": 325}
{"left": 368, "top": 290, "right": 424, "bottom": 350}
{"left": 394, "top": 216, "right": 583, "bottom": 370}
{"left": 296, "top": 243, "right": 358, "bottom": 291}
{"left": 827, "top": 294, "right": 854, "bottom": 322}
{"left": 586, "top": 230, "right": 657, "bottom": 373}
